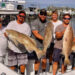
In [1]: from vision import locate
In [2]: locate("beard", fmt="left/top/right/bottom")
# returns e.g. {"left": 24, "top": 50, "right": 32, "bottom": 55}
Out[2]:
{"left": 19, "top": 19, "right": 24, "bottom": 23}
{"left": 65, "top": 22, "right": 69, "bottom": 25}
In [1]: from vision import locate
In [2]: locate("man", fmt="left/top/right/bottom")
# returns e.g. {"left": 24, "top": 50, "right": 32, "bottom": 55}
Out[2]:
{"left": 53, "top": 13, "right": 72, "bottom": 75}
{"left": 51, "top": 10, "right": 62, "bottom": 39}
{"left": 31, "top": 9, "right": 48, "bottom": 75}
{"left": 0, "top": 18, "right": 7, "bottom": 64}
{"left": 4, "top": 10, "right": 31, "bottom": 75}
{"left": 48, "top": 10, "right": 62, "bottom": 72}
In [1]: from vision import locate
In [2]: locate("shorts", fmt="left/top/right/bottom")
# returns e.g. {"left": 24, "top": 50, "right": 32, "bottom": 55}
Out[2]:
{"left": 28, "top": 43, "right": 54, "bottom": 60}
{"left": 53, "top": 48, "right": 63, "bottom": 62}
{"left": 46, "top": 43, "right": 54, "bottom": 59}
{"left": 28, "top": 51, "right": 38, "bottom": 60}
{"left": 5, "top": 50, "right": 28, "bottom": 66}
{"left": 69, "top": 52, "right": 75, "bottom": 68}
{"left": 69, "top": 52, "right": 75, "bottom": 61}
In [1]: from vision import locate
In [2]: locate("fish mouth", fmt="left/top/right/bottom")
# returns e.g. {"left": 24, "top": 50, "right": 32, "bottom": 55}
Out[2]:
{"left": 5, "top": 29, "right": 10, "bottom": 35}
{"left": 6, "top": 29, "right": 9, "bottom": 32}
{"left": 5, "top": 30, "right": 11, "bottom": 38}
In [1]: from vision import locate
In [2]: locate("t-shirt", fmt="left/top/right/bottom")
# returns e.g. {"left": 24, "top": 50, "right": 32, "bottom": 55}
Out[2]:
{"left": 3, "top": 20, "right": 31, "bottom": 36}
{"left": 0, "top": 29, "right": 7, "bottom": 56}
{"left": 51, "top": 20, "right": 62, "bottom": 39}
{"left": 3, "top": 20, "right": 31, "bottom": 53}
{"left": 31, "top": 18, "right": 48, "bottom": 48}
{"left": 54, "top": 24, "right": 67, "bottom": 50}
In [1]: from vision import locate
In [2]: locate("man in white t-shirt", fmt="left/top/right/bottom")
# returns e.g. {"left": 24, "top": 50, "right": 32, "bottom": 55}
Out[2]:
{"left": 48, "top": 10, "right": 62, "bottom": 72}
{"left": 51, "top": 10, "right": 62, "bottom": 38}
{"left": 4, "top": 10, "right": 31, "bottom": 75}
{"left": 0, "top": 19, "right": 7, "bottom": 63}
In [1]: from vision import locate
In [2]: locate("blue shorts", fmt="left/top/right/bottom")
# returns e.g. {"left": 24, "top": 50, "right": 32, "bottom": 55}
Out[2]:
{"left": 69, "top": 52, "right": 75, "bottom": 68}
{"left": 46, "top": 43, "right": 54, "bottom": 59}
{"left": 53, "top": 48, "right": 63, "bottom": 62}
{"left": 28, "top": 51, "right": 38, "bottom": 60}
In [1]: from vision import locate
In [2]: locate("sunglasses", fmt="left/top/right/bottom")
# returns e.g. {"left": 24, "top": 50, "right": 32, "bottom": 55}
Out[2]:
{"left": 40, "top": 13, "right": 47, "bottom": 16}
{"left": 19, "top": 15, "right": 25, "bottom": 18}
{"left": 64, "top": 18, "right": 70, "bottom": 20}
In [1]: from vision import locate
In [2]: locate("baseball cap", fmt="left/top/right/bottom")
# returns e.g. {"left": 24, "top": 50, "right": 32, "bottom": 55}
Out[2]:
{"left": 40, "top": 9, "right": 47, "bottom": 16}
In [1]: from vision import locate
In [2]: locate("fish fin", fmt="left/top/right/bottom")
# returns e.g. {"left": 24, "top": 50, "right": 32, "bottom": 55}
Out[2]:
{"left": 12, "top": 40, "right": 27, "bottom": 53}
{"left": 13, "top": 39, "right": 19, "bottom": 46}
{"left": 8, "top": 39, "right": 27, "bottom": 53}
{"left": 64, "top": 58, "right": 70, "bottom": 65}
{"left": 16, "top": 41, "right": 33, "bottom": 53}
{"left": 17, "top": 42, "right": 27, "bottom": 53}
{"left": 8, "top": 38, "right": 19, "bottom": 46}
{"left": 72, "top": 42, "right": 75, "bottom": 52}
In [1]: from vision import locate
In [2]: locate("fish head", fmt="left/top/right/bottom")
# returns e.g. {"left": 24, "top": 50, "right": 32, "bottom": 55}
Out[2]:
{"left": 6, "top": 29, "right": 17, "bottom": 36}
{"left": 6, "top": 29, "right": 12, "bottom": 36}
{"left": 5, "top": 29, "right": 16, "bottom": 39}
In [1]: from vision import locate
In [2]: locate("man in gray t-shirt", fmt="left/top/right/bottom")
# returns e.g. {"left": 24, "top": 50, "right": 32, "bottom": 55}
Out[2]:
{"left": 53, "top": 14, "right": 72, "bottom": 75}
{"left": 31, "top": 9, "right": 48, "bottom": 74}
{"left": 31, "top": 18, "right": 47, "bottom": 48}
{"left": 54, "top": 24, "right": 66, "bottom": 50}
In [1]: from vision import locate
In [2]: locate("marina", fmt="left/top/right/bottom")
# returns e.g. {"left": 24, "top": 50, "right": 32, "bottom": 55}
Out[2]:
{"left": 0, "top": 0, "right": 75, "bottom": 75}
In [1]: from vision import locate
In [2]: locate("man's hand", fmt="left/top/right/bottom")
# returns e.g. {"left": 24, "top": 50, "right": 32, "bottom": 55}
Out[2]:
{"left": 32, "top": 30, "right": 44, "bottom": 40}
{"left": 4, "top": 32, "right": 7, "bottom": 37}
{"left": 55, "top": 30, "right": 65, "bottom": 39}
{"left": 73, "top": 38, "right": 75, "bottom": 42}
{"left": 55, "top": 32, "right": 62, "bottom": 39}
{"left": 61, "top": 29, "right": 65, "bottom": 35}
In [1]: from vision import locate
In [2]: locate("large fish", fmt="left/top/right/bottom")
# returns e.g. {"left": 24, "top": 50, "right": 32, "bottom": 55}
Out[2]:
{"left": 5, "top": 29, "right": 45, "bottom": 59}
{"left": 62, "top": 25, "right": 73, "bottom": 65}
{"left": 43, "top": 22, "right": 53, "bottom": 53}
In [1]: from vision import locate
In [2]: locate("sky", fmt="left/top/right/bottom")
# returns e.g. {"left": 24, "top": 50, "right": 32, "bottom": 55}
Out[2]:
{"left": 25, "top": 0, "right": 75, "bottom": 8}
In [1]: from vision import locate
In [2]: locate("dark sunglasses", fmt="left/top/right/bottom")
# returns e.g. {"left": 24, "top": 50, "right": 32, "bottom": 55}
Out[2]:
{"left": 40, "top": 13, "right": 47, "bottom": 16}
{"left": 64, "top": 18, "right": 70, "bottom": 20}
{"left": 19, "top": 15, "right": 25, "bottom": 18}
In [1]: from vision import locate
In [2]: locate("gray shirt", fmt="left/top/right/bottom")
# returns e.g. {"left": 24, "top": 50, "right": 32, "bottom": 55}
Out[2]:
{"left": 31, "top": 18, "right": 48, "bottom": 48}
{"left": 54, "top": 24, "right": 67, "bottom": 50}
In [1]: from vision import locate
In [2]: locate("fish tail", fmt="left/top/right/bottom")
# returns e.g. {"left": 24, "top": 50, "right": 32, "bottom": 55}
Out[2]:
{"left": 36, "top": 49, "right": 46, "bottom": 59}
{"left": 43, "top": 48, "right": 47, "bottom": 54}
{"left": 64, "top": 58, "right": 70, "bottom": 65}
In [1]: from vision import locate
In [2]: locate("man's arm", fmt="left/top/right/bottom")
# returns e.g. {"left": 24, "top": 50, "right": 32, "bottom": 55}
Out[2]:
{"left": 32, "top": 30, "right": 44, "bottom": 40}
{"left": 55, "top": 30, "right": 65, "bottom": 39}
{"left": 73, "top": 37, "right": 75, "bottom": 42}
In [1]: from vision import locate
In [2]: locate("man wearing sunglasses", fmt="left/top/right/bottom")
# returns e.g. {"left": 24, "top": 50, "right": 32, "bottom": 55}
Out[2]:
{"left": 53, "top": 13, "right": 72, "bottom": 75}
{"left": 31, "top": 9, "right": 48, "bottom": 75}
{"left": 4, "top": 10, "right": 31, "bottom": 75}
